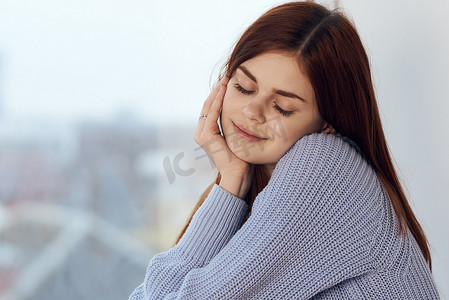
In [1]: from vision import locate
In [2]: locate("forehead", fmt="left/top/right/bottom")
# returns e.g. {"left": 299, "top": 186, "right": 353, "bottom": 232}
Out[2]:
{"left": 238, "top": 52, "right": 315, "bottom": 101}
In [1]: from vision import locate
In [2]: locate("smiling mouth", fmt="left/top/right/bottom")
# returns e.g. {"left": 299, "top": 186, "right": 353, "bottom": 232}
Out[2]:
{"left": 232, "top": 122, "right": 268, "bottom": 142}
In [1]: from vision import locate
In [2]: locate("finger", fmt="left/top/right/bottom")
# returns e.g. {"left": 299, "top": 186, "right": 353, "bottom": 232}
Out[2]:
{"left": 197, "top": 81, "right": 221, "bottom": 132}
{"left": 196, "top": 114, "right": 207, "bottom": 137}
{"left": 200, "top": 76, "right": 227, "bottom": 115}
{"left": 207, "top": 76, "right": 229, "bottom": 121}
{"left": 197, "top": 76, "right": 228, "bottom": 138}
{"left": 205, "top": 82, "right": 227, "bottom": 131}
{"left": 197, "top": 76, "right": 229, "bottom": 140}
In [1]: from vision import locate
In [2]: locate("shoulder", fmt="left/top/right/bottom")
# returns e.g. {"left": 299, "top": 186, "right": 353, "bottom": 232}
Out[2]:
{"left": 289, "top": 132, "right": 364, "bottom": 159}
{"left": 272, "top": 133, "right": 370, "bottom": 181}
{"left": 263, "top": 133, "right": 386, "bottom": 238}
{"left": 259, "top": 132, "right": 386, "bottom": 249}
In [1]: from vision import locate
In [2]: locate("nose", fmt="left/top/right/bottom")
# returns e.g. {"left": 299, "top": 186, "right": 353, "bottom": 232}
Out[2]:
{"left": 242, "top": 98, "right": 266, "bottom": 123}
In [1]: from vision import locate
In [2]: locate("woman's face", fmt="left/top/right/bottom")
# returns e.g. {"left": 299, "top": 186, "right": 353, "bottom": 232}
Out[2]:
{"left": 220, "top": 51, "right": 326, "bottom": 176}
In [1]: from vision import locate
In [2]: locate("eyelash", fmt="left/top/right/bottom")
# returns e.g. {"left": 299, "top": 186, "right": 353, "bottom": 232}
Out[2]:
{"left": 233, "top": 83, "right": 294, "bottom": 117}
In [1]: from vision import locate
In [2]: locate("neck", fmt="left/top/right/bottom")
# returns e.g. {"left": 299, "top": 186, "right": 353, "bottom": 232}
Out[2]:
{"left": 263, "top": 163, "right": 276, "bottom": 180}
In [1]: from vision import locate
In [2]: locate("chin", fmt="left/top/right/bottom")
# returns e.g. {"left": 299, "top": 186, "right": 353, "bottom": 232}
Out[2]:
{"left": 228, "top": 146, "right": 267, "bottom": 165}
{"left": 234, "top": 153, "right": 257, "bottom": 164}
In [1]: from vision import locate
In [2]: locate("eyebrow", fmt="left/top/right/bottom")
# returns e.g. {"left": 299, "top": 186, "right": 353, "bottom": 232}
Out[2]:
{"left": 237, "top": 66, "right": 308, "bottom": 102}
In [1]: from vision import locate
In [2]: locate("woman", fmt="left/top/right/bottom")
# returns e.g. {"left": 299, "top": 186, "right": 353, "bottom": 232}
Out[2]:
{"left": 130, "top": 2, "right": 440, "bottom": 299}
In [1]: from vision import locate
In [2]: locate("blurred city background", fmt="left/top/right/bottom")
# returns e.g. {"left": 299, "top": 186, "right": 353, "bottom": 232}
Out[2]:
{"left": 0, "top": 0, "right": 448, "bottom": 299}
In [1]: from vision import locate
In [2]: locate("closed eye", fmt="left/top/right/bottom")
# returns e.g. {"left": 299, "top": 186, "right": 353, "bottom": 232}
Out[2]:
{"left": 234, "top": 83, "right": 294, "bottom": 117}
{"left": 273, "top": 103, "right": 294, "bottom": 116}
{"left": 234, "top": 83, "right": 254, "bottom": 95}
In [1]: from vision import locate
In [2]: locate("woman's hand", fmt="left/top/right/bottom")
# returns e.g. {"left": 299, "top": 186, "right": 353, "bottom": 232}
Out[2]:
{"left": 194, "top": 75, "right": 254, "bottom": 199}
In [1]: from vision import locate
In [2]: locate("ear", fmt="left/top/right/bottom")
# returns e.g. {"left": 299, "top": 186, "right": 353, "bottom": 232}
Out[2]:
{"left": 320, "top": 122, "right": 336, "bottom": 134}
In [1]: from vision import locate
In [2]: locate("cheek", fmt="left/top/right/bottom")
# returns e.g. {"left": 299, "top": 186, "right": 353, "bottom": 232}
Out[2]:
{"left": 222, "top": 91, "right": 243, "bottom": 116}
{"left": 306, "top": 109, "right": 325, "bottom": 132}
{"left": 277, "top": 119, "right": 314, "bottom": 145}
{"left": 281, "top": 114, "right": 324, "bottom": 143}
{"left": 279, "top": 123, "right": 300, "bottom": 145}
{"left": 221, "top": 95, "right": 230, "bottom": 119}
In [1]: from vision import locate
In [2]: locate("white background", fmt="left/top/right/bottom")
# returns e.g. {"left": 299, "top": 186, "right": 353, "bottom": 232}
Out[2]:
{"left": 0, "top": 0, "right": 448, "bottom": 297}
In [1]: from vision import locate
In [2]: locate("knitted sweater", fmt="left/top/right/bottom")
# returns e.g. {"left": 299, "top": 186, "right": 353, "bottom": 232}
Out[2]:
{"left": 129, "top": 133, "right": 440, "bottom": 299}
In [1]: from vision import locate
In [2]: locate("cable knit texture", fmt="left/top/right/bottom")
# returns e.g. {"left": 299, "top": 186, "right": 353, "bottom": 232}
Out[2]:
{"left": 129, "top": 133, "right": 440, "bottom": 299}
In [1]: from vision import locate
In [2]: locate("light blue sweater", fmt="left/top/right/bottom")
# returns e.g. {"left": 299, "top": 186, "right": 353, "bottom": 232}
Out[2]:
{"left": 129, "top": 133, "right": 440, "bottom": 299}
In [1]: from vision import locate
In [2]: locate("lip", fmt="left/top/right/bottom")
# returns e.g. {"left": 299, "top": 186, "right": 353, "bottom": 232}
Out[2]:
{"left": 232, "top": 122, "right": 267, "bottom": 142}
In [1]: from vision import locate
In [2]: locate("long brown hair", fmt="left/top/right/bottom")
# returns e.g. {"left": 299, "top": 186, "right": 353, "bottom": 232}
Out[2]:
{"left": 172, "top": 1, "right": 431, "bottom": 269}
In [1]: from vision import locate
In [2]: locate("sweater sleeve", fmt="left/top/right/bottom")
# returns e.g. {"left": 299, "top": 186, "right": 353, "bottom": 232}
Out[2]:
{"left": 129, "top": 133, "right": 383, "bottom": 299}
